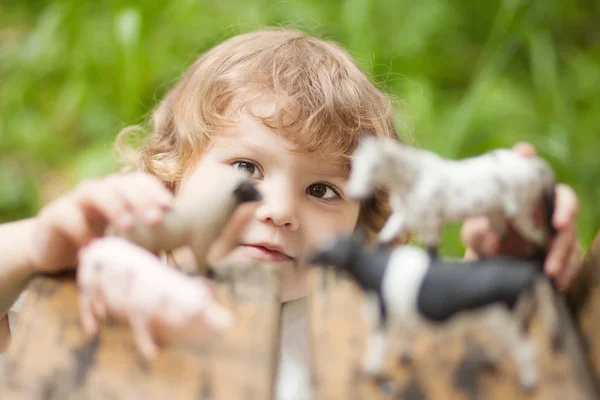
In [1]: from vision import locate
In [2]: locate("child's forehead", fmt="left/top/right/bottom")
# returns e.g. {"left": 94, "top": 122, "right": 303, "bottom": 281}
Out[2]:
{"left": 216, "top": 122, "right": 351, "bottom": 177}
{"left": 222, "top": 97, "right": 355, "bottom": 169}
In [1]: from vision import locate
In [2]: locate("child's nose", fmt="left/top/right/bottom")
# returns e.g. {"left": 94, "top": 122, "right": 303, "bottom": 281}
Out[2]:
{"left": 255, "top": 188, "right": 299, "bottom": 231}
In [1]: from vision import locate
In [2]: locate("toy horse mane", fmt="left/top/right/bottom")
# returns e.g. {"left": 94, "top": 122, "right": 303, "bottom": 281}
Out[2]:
{"left": 376, "top": 139, "right": 423, "bottom": 188}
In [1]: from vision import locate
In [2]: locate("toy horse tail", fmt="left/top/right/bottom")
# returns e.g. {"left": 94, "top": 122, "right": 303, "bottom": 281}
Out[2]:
{"left": 541, "top": 172, "right": 558, "bottom": 238}
{"left": 532, "top": 169, "right": 557, "bottom": 262}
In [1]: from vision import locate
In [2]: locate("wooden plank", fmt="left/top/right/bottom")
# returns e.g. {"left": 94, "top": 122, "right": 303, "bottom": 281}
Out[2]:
{"left": 0, "top": 262, "right": 281, "bottom": 400}
{"left": 567, "top": 229, "right": 600, "bottom": 388}
{"left": 309, "top": 267, "right": 597, "bottom": 400}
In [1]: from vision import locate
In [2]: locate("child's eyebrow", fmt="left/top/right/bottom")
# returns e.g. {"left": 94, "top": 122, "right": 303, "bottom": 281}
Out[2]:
{"left": 314, "top": 169, "right": 348, "bottom": 179}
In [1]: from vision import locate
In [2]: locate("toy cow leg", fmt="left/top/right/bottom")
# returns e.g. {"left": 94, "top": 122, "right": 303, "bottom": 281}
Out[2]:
{"left": 485, "top": 304, "right": 539, "bottom": 390}
{"left": 362, "top": 327, "right": 389, "bottom": 376}
{"left": 533, "top": 278, "right": 563, "bottom": 350}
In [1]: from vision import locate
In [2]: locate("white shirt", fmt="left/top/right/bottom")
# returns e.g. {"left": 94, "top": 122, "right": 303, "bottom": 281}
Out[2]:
{"left": 275, "top": 298, "right": 311, "bottom": 400}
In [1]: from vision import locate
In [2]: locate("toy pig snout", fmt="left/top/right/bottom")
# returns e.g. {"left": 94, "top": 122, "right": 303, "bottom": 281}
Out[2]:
{"left": 233, "top": 181, "right": 262, "bottom": 204}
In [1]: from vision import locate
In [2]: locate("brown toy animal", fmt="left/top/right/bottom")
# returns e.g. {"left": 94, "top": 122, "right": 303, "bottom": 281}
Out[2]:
{"left": 111, "top": 165, "right": 261, "bottom": 274}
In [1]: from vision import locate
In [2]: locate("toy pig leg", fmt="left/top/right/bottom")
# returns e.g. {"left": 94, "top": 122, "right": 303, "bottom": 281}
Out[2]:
{"left": 130, "top": 314, "right": 159, "bottom": 360}
{"left": 92, "top": 298, "right": 108, "bottom": 323}
{"left": 79, "top": 292, "right": 98, "bottom": 335}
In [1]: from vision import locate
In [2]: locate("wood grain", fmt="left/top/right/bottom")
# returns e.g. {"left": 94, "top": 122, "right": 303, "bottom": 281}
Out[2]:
{"left": 0, "top": 262, "right": 281, "bottom": 400}
{"left": 309, "top": 266, "right": 598, "bottom": 400}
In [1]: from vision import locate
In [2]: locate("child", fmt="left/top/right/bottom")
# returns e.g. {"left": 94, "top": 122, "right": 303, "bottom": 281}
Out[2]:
{"left": 0, "top": 28, "right": 582, "bottom": 399}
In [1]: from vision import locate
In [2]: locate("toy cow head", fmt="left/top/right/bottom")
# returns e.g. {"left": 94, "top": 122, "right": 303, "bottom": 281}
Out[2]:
{"left": 306, "top": 233, "right": 365, "bottom": 269}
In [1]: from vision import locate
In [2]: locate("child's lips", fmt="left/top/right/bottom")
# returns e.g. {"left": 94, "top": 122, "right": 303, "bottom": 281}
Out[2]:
{"left": 240, "top": 244, "right": 293, "bottom": 262}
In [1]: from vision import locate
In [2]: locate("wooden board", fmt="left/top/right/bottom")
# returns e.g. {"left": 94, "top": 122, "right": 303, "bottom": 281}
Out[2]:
{"left": 309, "top": 267, "right": 598, "bottom": 400}
{"left": 567, "top": 229, "right": 600, "bottom": 389}
{"left": 0, "top": 263, "right": 281, "bottom": 400}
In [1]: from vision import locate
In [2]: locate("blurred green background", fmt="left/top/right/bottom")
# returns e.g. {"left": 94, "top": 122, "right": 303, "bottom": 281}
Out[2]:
{"left": 1, "top": 0, "right": 598, "bottom": 256}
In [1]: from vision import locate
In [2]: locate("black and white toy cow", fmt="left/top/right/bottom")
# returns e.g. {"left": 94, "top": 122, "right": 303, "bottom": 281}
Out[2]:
{"left": 346, "top": 137, "right": 557, "bottom": 256}
{"left": 307, "top": 234, "right": 559, "bottom": 390}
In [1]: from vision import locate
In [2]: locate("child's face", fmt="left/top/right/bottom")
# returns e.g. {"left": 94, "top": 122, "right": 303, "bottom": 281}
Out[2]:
{"left": 177, "top": 100, "right": 361, "bottom": 302}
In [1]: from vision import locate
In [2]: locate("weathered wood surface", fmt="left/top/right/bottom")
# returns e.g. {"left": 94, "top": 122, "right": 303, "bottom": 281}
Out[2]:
{"left": 568, "top": 230, "right": 600, "bottom": 388}
{"left": 309, "top": 266, "right": 599, "bottom": 400}
{"left": 0, "top": 263, "right": 281, "bottom": 400}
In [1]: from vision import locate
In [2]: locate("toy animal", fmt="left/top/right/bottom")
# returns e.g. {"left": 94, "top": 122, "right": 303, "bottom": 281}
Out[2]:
{"left": 307, "top": 233, "right": 560, "bottom": 390}
{"left": 111, "top": 165, "right": 261, "bottom": 274}
{"left": 346, "top": 137, "right": 556, "bottom": 256}
{"left": 78, "top": 236, "right": 234, "bottom": 360}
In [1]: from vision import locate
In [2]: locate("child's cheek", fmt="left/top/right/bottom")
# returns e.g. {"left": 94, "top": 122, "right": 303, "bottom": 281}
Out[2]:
{"left": 303, "top": 213, "right": 359, "bottom": 254}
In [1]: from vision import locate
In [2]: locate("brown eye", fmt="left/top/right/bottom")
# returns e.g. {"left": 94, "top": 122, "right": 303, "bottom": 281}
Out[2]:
{"left": 232, "top": 161, "right": 261, "bottom": 179}
{"left": 307, "top": 183, "right": 338, "bottom": 199}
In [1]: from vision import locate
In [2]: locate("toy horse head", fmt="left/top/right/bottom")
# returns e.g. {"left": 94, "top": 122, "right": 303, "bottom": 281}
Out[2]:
{"left": 347, "top": 136, "right": 386, "bottom": 199}
{"left": 347, "top": 137, "right": 421, "bottom": 200}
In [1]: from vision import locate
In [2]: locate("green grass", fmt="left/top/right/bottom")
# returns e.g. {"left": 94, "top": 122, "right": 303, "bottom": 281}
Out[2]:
{"left": 1, "top": 0, "right": 599, "bottom": 257}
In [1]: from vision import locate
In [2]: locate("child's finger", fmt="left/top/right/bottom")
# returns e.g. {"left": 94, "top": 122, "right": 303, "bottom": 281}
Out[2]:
{"left": 129, "top": 173, "right": 174, "bottom": 208}
{"left": 544, "top": 224, "right": 577, "bottom": 277}
{"left": 71, "top": 180, "right": 129, "bottom": 229}
{"left": 41, "top": 198, "right": 95, "bottom": 247}
{"left": 512, "top": 142, "right": 537, "bottom": 158}
{"left": 107, "top": 174, "right": 172, "bottom": 225}
{"left": 556, "top": 242, "right": 583, "bottom": 291}
{"left": 552, "top": 184, "right": 579, "bottom": 230}
{"left": 460, "top": 216, "right": 500, "bottom": 258}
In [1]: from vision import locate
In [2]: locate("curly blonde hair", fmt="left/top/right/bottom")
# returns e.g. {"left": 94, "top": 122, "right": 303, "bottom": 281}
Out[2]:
{"left": 116, "top": 27, "right": 403, "bottom": 241}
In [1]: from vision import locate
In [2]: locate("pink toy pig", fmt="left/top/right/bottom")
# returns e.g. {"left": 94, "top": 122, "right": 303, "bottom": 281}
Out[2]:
{"left": 77, "top": 236, "right": 233, "bottom": 359}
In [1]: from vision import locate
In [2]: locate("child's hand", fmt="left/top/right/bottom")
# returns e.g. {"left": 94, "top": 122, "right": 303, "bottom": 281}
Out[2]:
{"left": 29, "top": 172, "right": 174, "bottom": 273}
{"left": 461, "top": 142, "right": 582, "bottom": 291}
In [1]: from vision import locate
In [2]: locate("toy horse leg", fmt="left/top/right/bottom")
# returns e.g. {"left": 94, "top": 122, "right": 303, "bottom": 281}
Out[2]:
{"left": 511, "top": 206, "right": 546, "bottom": 247}
{"left": 378, "top": 212, "right": 405, "bottom": 245}
{"left": 422, "top": 222, "right": 442, "bottom": 259}
{"left": 488, "top": 211, "right": 507, "bottom": 239}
